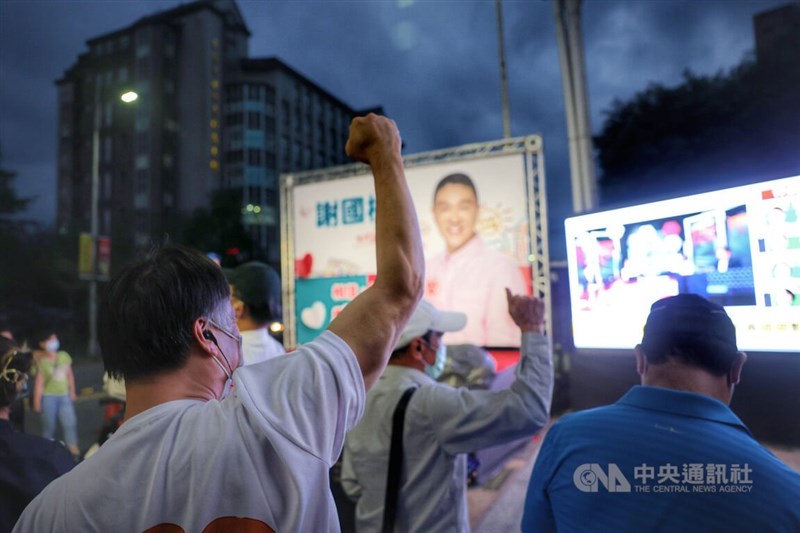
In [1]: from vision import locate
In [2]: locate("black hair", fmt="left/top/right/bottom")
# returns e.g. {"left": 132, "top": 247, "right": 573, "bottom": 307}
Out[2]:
{"left": 232, "top": 288, "right": 280, "bottom": 325}
{"left": 641, "top": 333, "right": 738, "bottom": 376}
{"left": 0, "top": 337, "right": 32, "bottom": 408}
{"left": 32, "top": 329, "right": 57, "bottom": 346}
{"left": 98, "top": 245, "right": 231, "bottom": 382}
{"left": 433, "top": 173, "right": 478, "bottom": 204}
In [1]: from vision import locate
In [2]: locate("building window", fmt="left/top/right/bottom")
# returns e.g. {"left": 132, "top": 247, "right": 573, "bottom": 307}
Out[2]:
{"left": 281, "top": 135, "right": 290, "bottom": 165}
{"left": 104, "top": 101, "right": 113, "bottom": 127}
{"left": 226, "top": 85, "right": 243, "bottom": 104}
{"left": 118, "top": 66, "right": 128, "bottom": 83}
{"left": 264, "top": 133, "right": 275, "bottom": 153}
{"left": 227, "top": 149, "right": 243, "bottom": 163}
{"left": 247, "top": 148, "right": 262, "bottom": 166}
{"left": 247, "top": 112, "right": 261, "bottom": 130}
{"left": 137, "top": 57, "right": 151, "bottom": 78}
{"left": 103, "top": 137, "right": 112, "bottom": 163}
{"left": 228, "top": 112, "right": 243, "bottom": 126}
{"left": 282, "top": 100, "right": 290, "bottom": 128}
{"left": 136, "top": 43, "right": 150, "bottom": 59}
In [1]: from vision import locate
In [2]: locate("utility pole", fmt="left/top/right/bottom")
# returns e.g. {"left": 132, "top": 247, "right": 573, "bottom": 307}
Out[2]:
{"left": 496, "top": 0, "right": 512, "bottom": 139}
{"left": 554, "top": 0, "right": 597, "bottom": 213}
{"left": 88, "top": 80, "right": 101, "bottom": 358}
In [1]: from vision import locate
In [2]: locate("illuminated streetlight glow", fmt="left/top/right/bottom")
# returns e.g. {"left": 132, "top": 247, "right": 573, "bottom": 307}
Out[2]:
{"left": 120, "top": 91, "right": 139, "bottom": 103}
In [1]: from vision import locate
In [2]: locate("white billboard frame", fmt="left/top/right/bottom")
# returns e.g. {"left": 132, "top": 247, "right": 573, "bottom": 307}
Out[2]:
{"left": 280, "top": 135, "right": 549, "bottom": 348}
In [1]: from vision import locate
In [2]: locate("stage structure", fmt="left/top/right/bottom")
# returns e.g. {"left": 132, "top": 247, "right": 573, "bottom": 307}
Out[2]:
{"left": 280, "top": 135, "right": 549, "bottom": 349}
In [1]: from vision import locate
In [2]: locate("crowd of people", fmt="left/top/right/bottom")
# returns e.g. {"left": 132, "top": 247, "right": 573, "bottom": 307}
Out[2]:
{"left": 3, "top": 114, "right": 799, "bottom": 531}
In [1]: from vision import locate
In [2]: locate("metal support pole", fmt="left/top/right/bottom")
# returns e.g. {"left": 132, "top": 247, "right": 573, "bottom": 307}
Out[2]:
{"left": 553, "top": 0, "right": 597, "bottom": 213}
{"left": 89, "top": 80, "right": 101, "bottom": 358}
{"left": 496, "top": 0, "right": 512, "bottom": 139}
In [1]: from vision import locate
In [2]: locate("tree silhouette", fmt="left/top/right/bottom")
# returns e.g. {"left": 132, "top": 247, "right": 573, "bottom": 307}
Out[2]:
{"left": 595, "top": 55, "right": 800, "bottom": 206}
{"left": 0, "top": 146, "right": 32, "bottom": 225}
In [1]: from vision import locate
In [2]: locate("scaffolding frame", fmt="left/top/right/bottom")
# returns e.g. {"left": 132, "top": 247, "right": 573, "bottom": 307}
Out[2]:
{"left": 280, "top": 135, "right": 550, "bottom": 347}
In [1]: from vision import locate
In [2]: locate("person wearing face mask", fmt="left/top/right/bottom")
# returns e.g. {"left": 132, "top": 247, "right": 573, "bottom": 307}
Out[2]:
{"left": 31, "top": 331, "right": 80, "bottom": 458}
{"left": 341, "top": 291, "right": 553, "bottom": 532}
{"left": 16, "top": 114, "right": 426, "bottom": 532}
{"left": 0, "top": 337, "right": 75, "bottom": 531}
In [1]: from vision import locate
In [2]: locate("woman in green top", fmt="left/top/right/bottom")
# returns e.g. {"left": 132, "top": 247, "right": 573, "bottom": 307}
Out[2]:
{"left": 32, "top": 332, "right": 79, "bottom": 457}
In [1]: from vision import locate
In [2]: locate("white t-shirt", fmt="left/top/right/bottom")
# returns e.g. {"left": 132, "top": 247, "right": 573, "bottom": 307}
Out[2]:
{"left": 241, "top": 327, "right": 285, "bottom": 365}
{"left": 14, "top": 331, "right": 363, "bottom": 533}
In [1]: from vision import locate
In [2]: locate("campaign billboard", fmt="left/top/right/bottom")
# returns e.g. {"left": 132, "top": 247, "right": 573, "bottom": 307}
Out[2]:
{"left": 283, "top": 137, "right": 547, "bottom": 348}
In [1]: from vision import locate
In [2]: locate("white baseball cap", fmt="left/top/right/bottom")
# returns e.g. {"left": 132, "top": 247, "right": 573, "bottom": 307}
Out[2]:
{"left": 395, "top": 300, "right": 467, "bottom": 350}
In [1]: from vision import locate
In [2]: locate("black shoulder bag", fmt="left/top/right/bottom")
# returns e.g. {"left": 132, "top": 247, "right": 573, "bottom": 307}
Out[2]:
{"left": 382, "top": 386, "right": 418, "bottom": 533}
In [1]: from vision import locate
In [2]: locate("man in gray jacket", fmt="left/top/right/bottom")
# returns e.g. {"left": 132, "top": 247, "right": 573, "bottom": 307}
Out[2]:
{"left": 342, "top": 289, "right": 553, "bottom": 532}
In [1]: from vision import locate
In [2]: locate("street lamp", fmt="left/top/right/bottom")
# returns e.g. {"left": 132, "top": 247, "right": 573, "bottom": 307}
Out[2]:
{"left": 88, "top": 88, "right": 138, "bottom": 357}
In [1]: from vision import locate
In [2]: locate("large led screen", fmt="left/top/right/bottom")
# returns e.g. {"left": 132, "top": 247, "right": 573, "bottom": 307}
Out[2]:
{"left": 565, "top": 175, "right": 800, "bottom": 352}
{"left": 289, "top": 153, "right": 533, "bottom": 348}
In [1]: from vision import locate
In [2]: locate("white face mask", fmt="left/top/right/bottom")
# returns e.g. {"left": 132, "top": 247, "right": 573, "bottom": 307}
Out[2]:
{"left": 424, "top": 342, "right": 448, "bottom": 380}
{"left": 46, "top": 339, "right": 60, "bottom": 352}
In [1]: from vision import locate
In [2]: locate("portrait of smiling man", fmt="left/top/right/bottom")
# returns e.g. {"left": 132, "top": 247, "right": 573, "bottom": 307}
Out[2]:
{"left": 424, "top": 172, "right": 528, "bottom": 347}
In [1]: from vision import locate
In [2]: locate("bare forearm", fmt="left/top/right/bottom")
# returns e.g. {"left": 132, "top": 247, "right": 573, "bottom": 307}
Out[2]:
{"left": 329, "top": 114, "right": 424, "bottom": 389}
{"left": 68, "top": 369, "right": 76, "bottom": 399}
{"left": 372, "top": 152, "right": 424, "bottom": 308}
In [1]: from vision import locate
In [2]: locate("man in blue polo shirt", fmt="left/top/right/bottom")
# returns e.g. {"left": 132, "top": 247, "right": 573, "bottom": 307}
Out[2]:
{"left": 522, "top": 294, "right": 800, "bottom": 532}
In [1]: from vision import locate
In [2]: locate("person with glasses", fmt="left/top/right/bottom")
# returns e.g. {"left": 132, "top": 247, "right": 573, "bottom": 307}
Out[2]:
{"left": 1, "top": 337, "right": 75, "bottom": 531}
{"left": 15, "top": 113, "right": 425, "bottom": 532}
{"left": 341, "top": 292, "right": 553, "bottom": 532}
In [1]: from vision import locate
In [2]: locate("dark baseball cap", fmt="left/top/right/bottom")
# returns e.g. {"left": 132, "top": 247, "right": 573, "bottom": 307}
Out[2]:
{"left": 642, "top": 294, "right": 737, "bottom": 351}
{"left": 224, "top": 261, "right": 281, "bottom": 311}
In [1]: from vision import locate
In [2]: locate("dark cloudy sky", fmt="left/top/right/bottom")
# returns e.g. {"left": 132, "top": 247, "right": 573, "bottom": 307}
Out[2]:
{"left": 0, "top": 0, "right": 791, "bottom": 259}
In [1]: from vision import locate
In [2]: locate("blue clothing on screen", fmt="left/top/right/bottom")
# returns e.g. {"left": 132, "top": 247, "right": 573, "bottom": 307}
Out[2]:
{"left": 522, "top": 386, "right": 800, "bottom": 533}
